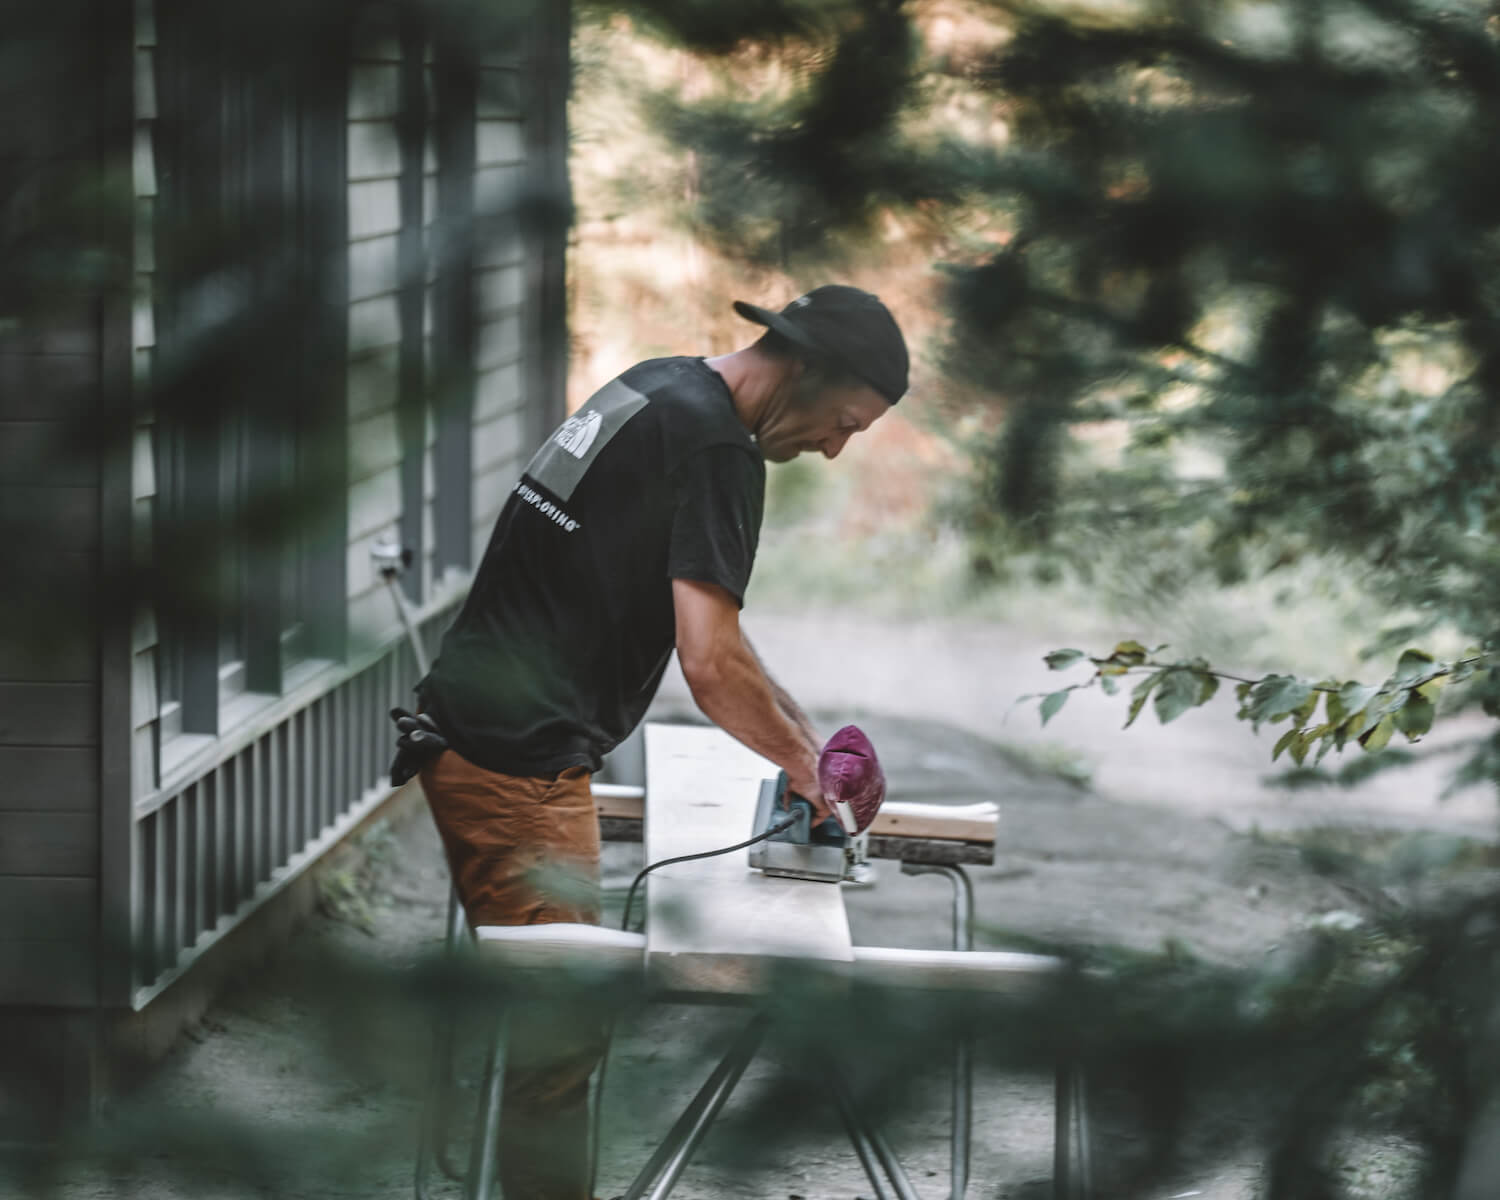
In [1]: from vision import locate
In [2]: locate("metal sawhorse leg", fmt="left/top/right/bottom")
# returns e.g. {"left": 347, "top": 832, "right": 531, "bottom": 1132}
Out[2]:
{"left": 413, "top": 885, "right": 472, "bottom": 1200}
{"left": 899, "top": 861, "right": 1093, "bottom": 1200}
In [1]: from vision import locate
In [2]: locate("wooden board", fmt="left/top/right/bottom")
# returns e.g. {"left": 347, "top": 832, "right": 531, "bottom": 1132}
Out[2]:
{"left": 869, "top": 801, "right": 998, "bottom": 844}
{"left": 596, "top": 793, "right": 997, "bottom": 844}
{"left": 643, "top": 723, "right": 854, "bottom": 995}
{"left": 596, "top": 789, "right": 996, "bottom": 866}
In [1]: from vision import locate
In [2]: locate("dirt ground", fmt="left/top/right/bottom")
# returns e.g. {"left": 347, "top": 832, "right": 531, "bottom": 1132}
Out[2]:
{"left": 21, "top": 613, "right": 1500, "bottom": 1200}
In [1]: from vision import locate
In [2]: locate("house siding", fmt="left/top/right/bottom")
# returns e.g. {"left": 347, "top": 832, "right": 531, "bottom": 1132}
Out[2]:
{"left": 0, "top": 48, "right": 108, "bottom": 1008}
{"left": 1, "top": 4, "right": 569, "bottom": 1137}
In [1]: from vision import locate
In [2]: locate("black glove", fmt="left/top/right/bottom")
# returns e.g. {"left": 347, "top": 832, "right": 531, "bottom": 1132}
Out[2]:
{"left": 388, "top": 707, "right": 449, "bottom": 786}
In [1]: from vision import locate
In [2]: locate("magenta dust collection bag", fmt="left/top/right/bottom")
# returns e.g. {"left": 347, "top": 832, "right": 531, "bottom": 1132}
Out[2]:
{"left": 818, "top": 725, "right": 886, "bottom": 835}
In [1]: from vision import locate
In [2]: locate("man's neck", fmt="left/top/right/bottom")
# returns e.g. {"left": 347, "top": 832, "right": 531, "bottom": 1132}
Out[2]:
{"left": 704, "top": 348, "right": 792, "bottom": 438}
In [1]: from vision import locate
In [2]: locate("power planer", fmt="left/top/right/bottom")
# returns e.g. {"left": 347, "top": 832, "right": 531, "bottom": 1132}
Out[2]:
{"left": 748, "top": 725, "right": 886, "bottom": 883}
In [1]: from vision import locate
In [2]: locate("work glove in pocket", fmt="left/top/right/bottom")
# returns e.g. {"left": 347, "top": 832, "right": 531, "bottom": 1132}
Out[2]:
{"left": 388, "top": 707, "right": 449, "bottom": 786}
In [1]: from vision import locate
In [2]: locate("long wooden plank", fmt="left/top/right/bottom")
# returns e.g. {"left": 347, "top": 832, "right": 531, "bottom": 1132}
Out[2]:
{"left": 869, "top": 801, "right": 998, "bottom": 844}
{"left": 643, "top": 723, "right": 853, "bottom": 996}
{"left": 596, "top": 792, "right": 999, "bottom": 847}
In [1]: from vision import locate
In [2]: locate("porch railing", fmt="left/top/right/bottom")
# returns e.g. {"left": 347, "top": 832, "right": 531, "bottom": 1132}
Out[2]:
{"left": 128, "top": 601, "right": 455, "bottom": 1008}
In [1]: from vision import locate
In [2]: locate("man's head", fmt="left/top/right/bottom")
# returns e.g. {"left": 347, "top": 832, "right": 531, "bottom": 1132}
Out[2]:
{"left": 730, "top": 285, "right": 908, "bottom": 464}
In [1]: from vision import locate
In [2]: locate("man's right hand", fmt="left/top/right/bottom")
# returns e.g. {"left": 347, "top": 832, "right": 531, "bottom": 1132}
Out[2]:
{"left": 786, "top": 768, "right": 832, "bottom": 824}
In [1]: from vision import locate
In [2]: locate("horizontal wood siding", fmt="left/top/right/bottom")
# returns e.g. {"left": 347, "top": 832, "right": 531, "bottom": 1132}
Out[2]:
{"left": 0, "top": 814, "right": 98, "bottom": 876}
{"left": 346, "top": 36, "right": 409, "bottom": 651}
{"left": 0, "top": 10, "right": 111, "bottom": 1008}
{"left": 468, "top": 74, "right": 529, "bottom": 566}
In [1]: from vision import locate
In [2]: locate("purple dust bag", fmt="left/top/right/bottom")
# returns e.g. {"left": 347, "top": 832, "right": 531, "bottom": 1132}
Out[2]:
{"left": 818, "top": 724, "right": 886, "bottom": 835}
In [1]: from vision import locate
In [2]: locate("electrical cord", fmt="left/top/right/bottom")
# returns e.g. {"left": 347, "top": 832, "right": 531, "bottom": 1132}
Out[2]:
{"left": 618, "top": 813, "right": 797, "bottom": 933}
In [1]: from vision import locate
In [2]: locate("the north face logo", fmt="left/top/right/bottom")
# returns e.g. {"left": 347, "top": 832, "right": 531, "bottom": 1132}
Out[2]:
{"left": 554, "top": 410, "right": 602, "bottom": 459}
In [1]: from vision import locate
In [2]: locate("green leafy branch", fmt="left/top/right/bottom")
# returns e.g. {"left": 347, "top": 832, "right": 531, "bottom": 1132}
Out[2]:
{"left": 1029, "top": 641, "right": 1492, "bottom": 766}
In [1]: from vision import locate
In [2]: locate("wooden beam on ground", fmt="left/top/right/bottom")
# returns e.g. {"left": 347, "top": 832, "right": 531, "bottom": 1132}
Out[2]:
{"left": 643, "top": 723, "right": 854, "bottom": 996}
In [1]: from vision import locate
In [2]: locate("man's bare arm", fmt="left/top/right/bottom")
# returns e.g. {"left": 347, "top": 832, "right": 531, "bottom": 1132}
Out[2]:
{"left": 672, "top": 578, "right": 828, "bottom": 817}
{"left": 744, "top": 634, "right": 820, "bottom": 749}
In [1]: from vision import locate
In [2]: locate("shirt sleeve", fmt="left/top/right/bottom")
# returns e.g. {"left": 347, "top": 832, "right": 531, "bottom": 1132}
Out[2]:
{"left": 666, "top": 444, "right": 766, "bottom": 608}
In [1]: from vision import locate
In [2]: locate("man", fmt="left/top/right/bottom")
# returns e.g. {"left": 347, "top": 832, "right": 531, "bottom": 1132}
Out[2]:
{"left": 412, "top": 284, "right": 907, "bottom": 1198}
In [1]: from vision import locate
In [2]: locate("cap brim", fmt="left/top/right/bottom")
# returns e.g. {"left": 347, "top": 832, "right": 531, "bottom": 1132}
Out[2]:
{"left": 732, "top": 298, "right": 903, "bottom": 404}
{"left": 732, "top": 299, "right": 824, "bottom": 357}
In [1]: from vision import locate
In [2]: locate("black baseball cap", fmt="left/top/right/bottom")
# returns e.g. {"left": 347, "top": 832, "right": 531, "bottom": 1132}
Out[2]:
{"left": 732, "top": 284, "right": 908, "bottom": 404}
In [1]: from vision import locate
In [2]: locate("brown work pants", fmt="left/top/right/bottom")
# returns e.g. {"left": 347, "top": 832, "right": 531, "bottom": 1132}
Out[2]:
{"left": 420, "top": 749, "right": 605, "bottom": 1200}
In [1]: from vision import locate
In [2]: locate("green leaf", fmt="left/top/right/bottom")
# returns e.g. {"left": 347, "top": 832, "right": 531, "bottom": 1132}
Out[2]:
{"left": 1357, "top": 688, "right": 1407, "bottom": 736}
{"left": 1335, "top": 681, "right": 1378, "bottom": 721}
{"left": 1359, "top": 715, "right": 1396, "bottom": 752}
{"left": 1415, "top": 675, "right": 1448, "bottom": 702}
{"left": 1393, "top": 693, "right": 1435, "bottom": 740}
{"left": 1125, "top": 671, "right": 1164, "bottom": 728}
{"left": 1244, "top": 675, "right": 1314, "bottom": 729}
{"left": 1194, "top": 670, "right": 1219, "bottom": 706}
{"left": 1099, "top": 672, "right": 1120, "bottom": 696}
{"left": 1394, "top": 648, "right": 1436, "bottom": 682}
{"left": 1153, "top": 668, "right": 1200, "bottom": 725}
{"left": 1273, "top": 727, "right": 1300, "bottom": 762}
{"left": 1045, "top": 649, "right": 1087, "bottom": 671}
{"left": 1111, "top": 640, "right": 1149, "bottom": 666}
{"left": 1040, "top": 690, "right": 1069, "bottom": 726}
{"left": 1289, "top": 732, "right": 1312, "bottom": 766}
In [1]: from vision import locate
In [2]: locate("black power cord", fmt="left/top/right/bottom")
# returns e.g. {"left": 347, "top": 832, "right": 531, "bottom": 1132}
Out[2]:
{"left": 618, "top": 813, "right": 797, "bottom": 933}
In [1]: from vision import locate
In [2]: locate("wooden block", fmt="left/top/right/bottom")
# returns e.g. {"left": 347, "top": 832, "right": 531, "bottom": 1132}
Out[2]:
{"left": 865, "top": 836, "right": 993, "bottom": 867}
{"left": 643, "top": 724, "right": 854, "bottom": 996}
{"left": 868, "top": 801, "right": 998, "bottom": 845}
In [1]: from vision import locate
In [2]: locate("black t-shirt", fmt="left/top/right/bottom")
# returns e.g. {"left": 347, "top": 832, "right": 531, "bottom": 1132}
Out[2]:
{"left": 417, "top": 356, "right": 766, "bottom": 776}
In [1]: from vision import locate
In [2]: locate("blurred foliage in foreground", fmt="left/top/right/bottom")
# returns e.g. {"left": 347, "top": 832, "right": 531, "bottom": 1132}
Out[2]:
{"left": 10, "top": 809, "right": 1500, "bottom": 1199}
{"left": 9, "top": 0, "right": 1500, "bottom": 1196}
{"left": 594, "top": 1, "right": 1500, "bottom": 1195}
